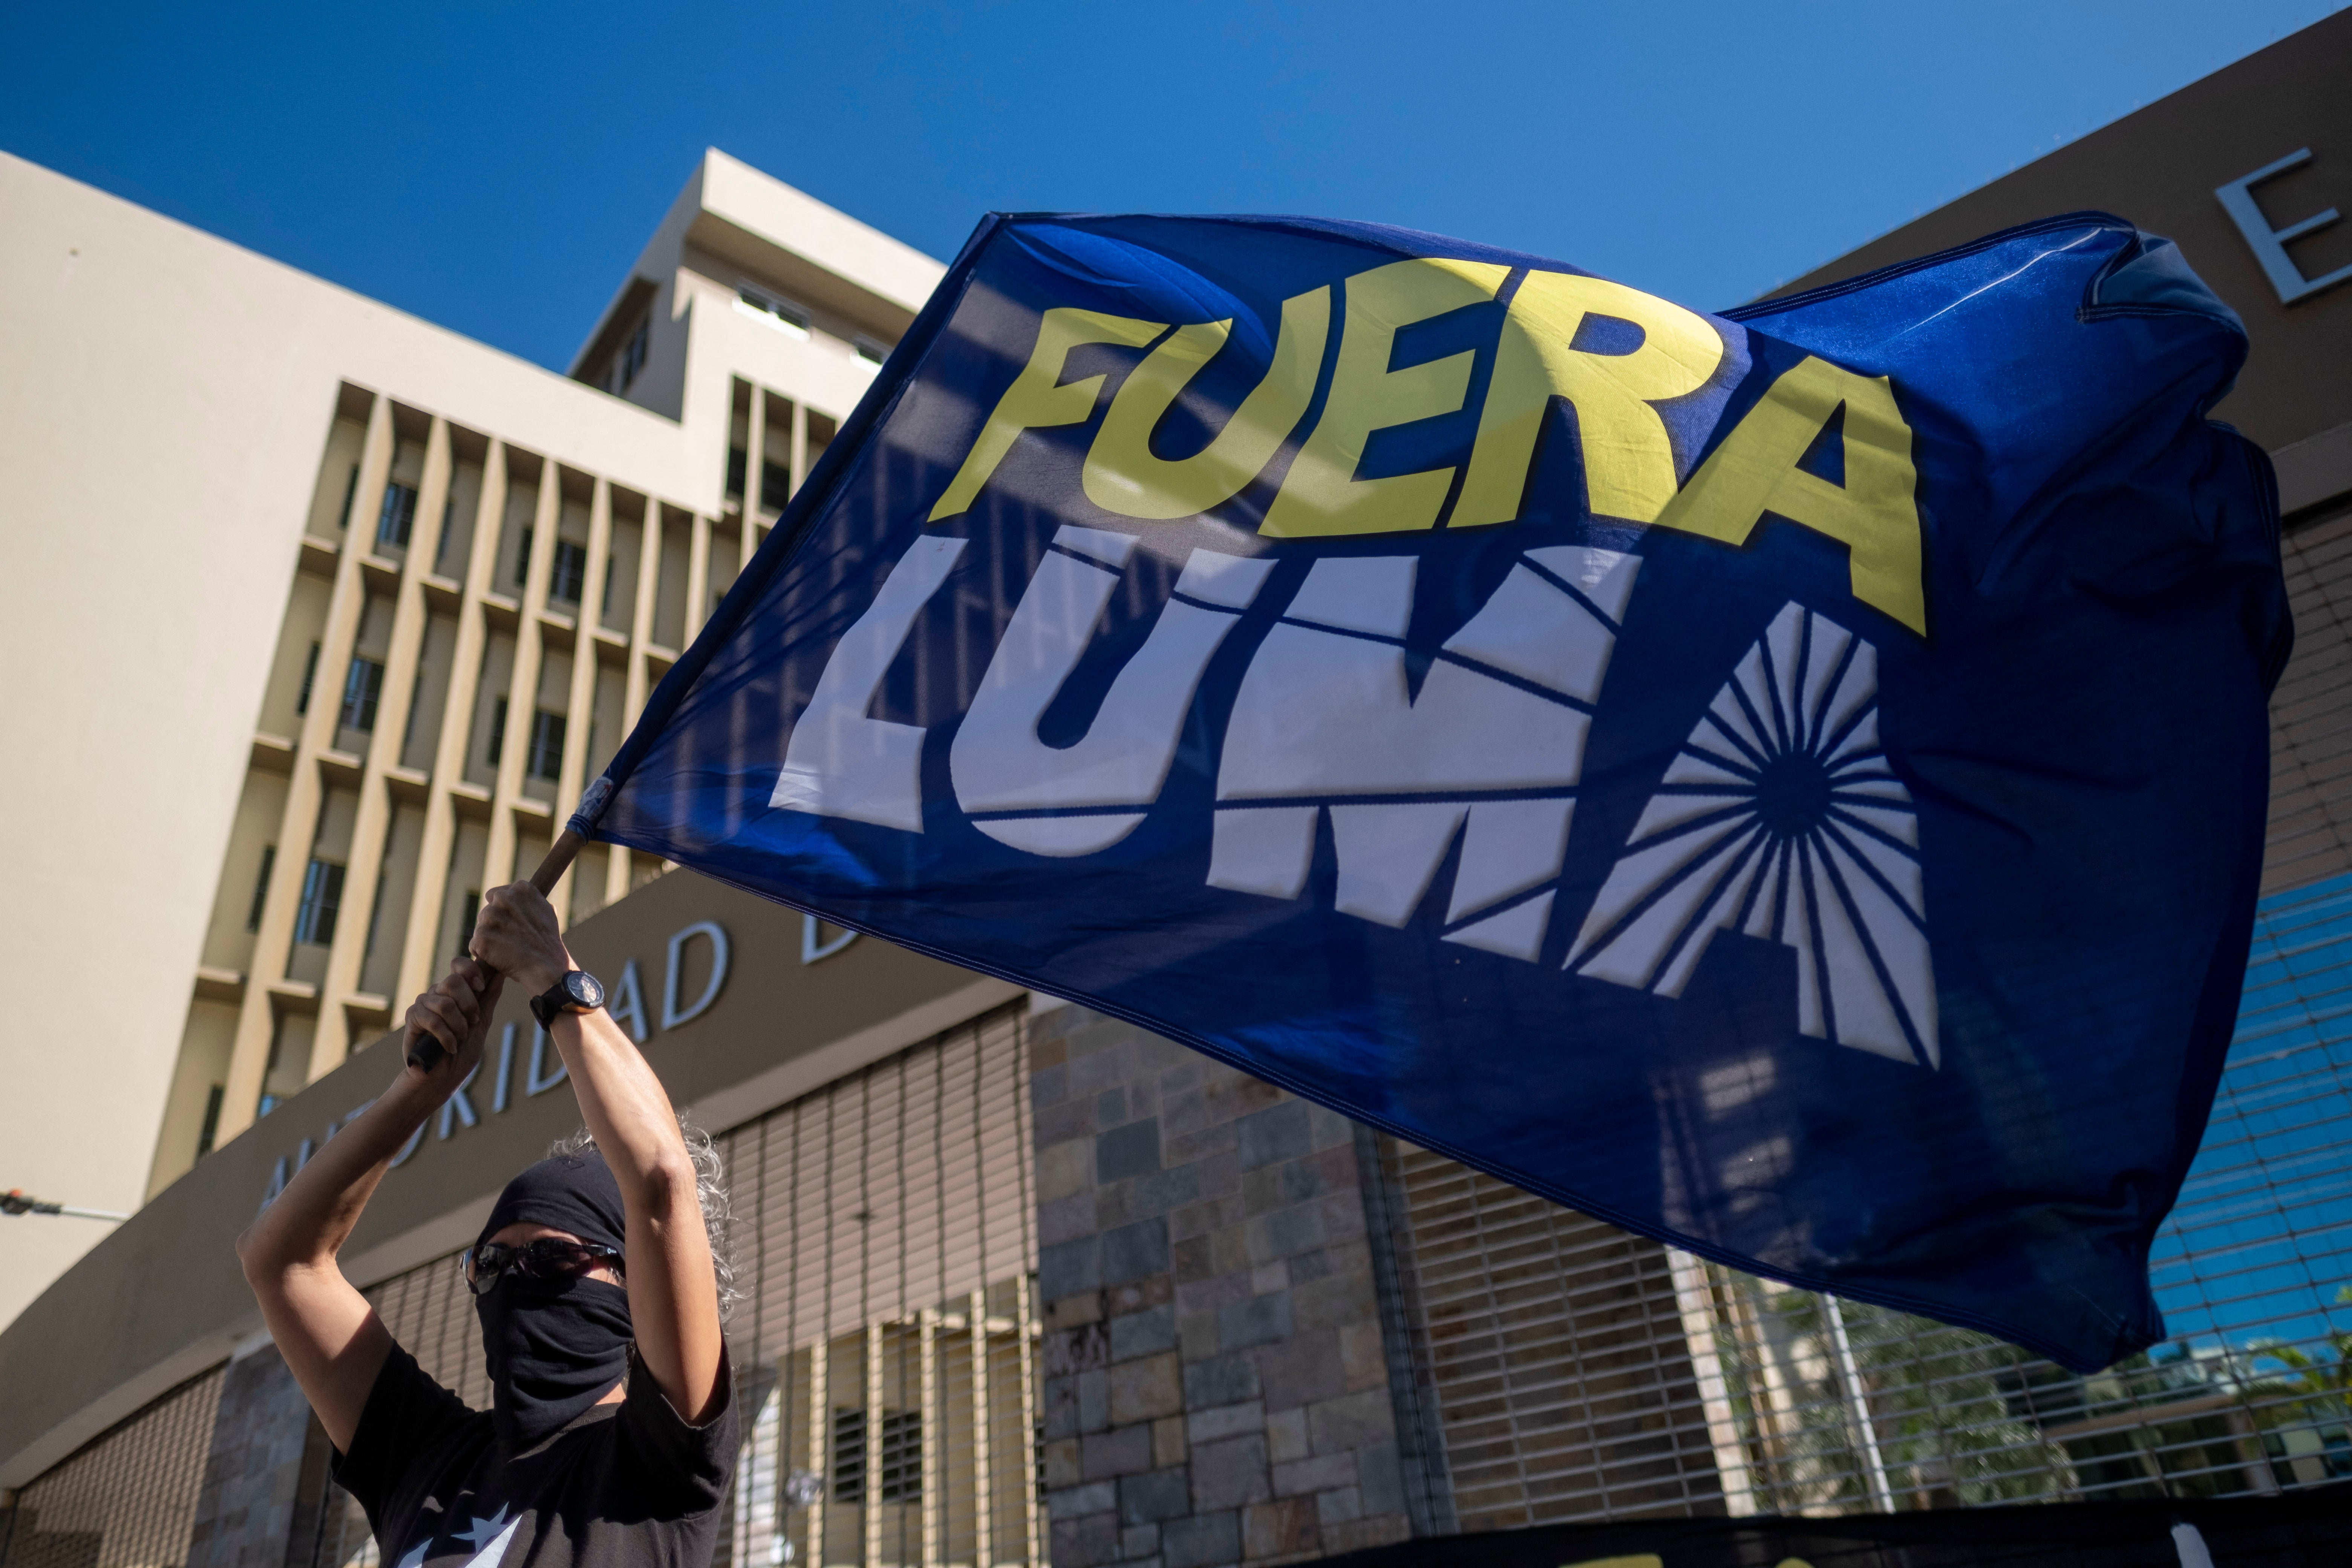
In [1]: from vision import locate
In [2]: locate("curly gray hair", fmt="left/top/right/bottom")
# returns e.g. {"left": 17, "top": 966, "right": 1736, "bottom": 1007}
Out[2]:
{"left": 547, "top": 1116, "right": 741, "bottom": 1322}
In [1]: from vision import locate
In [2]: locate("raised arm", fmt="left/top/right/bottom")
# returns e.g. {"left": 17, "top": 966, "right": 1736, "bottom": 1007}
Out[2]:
{"left": 470, "top": 884, "right": 725, "bottom": 1424}
{"left": 235, "top": 960, "right": 499, "bottom": 1451}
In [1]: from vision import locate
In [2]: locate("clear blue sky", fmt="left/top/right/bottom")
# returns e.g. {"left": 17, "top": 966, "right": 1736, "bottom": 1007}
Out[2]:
{"left": 4, "top": 2, "right": 2340, "bottom": 374}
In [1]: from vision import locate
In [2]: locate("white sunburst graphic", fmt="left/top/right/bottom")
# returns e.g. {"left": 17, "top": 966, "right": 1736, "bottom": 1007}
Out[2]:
{"left": 1567, "top": 603, "right": 1938, "bottom": 1067}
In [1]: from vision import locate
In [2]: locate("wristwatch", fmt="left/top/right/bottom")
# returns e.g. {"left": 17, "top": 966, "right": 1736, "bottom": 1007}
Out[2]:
{"left": 530, "top": 969, "right": 607, "bottom": 1029}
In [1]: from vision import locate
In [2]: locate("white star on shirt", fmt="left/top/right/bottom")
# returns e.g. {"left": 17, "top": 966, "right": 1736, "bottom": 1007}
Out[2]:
{"left": 396, "top": 1507, "right": 520, "bottom": 1568}
{"left": 452, "top": 1509, "right": 513, "bottom": 1551}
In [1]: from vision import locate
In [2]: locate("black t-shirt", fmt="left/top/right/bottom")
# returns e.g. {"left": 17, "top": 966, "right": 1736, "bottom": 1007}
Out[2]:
{"left": 332, "top": 1344, "right": 739, "bottom": 1568}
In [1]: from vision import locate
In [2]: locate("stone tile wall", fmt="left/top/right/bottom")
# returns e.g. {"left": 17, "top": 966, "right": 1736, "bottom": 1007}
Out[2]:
{"left": 185, "top": 1341, "right": 322, "bottom": 1568}
{"left": 1030, "top": 1004, "right": 1415, "bottom": 1568}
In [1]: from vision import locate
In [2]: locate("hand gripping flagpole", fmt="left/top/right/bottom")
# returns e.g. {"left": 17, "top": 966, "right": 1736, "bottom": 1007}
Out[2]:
{"left": 405, "top": 778, "right": 611, "bottom": 1073}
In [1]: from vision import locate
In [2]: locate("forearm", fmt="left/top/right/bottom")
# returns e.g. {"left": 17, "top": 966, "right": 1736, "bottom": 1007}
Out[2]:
{"left": 550, "top": 1006, "right": 695, "bottom": 1203}
{"left": 233, "top": 1075, "right": 429, "bottom": 1453}
{"left": 236, "top": 1076, "right": 437, "bottom": 1276}
{"left": 504, "top": 915, "right": 695, "bottom": 1197}
{"left": 556, "top": 1005, "right": 723, "bottom": 1417}
{"left": 236, "top": 961, "right": 492, "bottom": 1452}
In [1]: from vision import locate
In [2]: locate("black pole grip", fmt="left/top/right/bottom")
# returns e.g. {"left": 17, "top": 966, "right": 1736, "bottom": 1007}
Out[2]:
{"left": 405, "top": 830, "right": 583, "bottom": 1073}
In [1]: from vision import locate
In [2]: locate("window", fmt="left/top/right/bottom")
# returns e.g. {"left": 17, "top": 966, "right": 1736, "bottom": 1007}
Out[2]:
{"left": 294, "top": 858, "right": 345, "bottom": 946}
{"left": 341, "top": 657, "right": 385, "bottom": 732}
{"left": 296, "top": 642, "right": 321, "bottom": 715}
{"left": 338, "top": 464, "right": 358, "bottom": 529}
{"left": 726, "top": 446, "right": 747, "bottom": 501}
{"left": 245, "top": 845, "right": 276, "bottom": 933}
{"left": 760, "top": 459, "right": 790, "bottom": 513}
{"left": 831, "top": 1408, "right": 922, "bottom": 1504}
{"left": 612, "top": 314, "right": 650, "bottom": 391}
{"left": 513, "top": 526, "right": 534, "bottom": 589}
{"left": 436, "top": 493, "right": 466, "bottom": 571}
{"left": 401, "top": 664, "right": 427, "bottom": 755}
{"left": 832, "top": 1410, "right": 922, "bottom": 1504}
{"left": 364, "top": 855, "right": 391, "bottom": 954}
{"left": 378, "top": 483, "right": 418, "bottom": 548}
{"left": 879, "top": 1410, "right": 922, "bottom": 1503}
{"left": 487, "top": 696, "right": 508, "bottom": 766}
{"left": 528, "top": 710, "right": 567, "bottom": 779}
{"left": 550, "top": 541, "right": 588, "bottom": 603}
{"left": 735, "top": 285, "right": 809, "bottom": 336}
{"left": 195, "top": 1084, "right": 225, "bottom": 1157}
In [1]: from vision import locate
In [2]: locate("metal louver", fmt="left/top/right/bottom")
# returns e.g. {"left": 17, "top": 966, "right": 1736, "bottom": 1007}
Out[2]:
{"left": 0, "top": 1367, "right": 225, "bottom": 1568}
{"left": 1377, "top": 1139, "right": 1726, "bottom": 1528}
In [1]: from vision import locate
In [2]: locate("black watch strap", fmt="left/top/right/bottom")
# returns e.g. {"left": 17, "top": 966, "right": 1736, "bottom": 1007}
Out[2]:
{"left": 530, "top": 969, "right": 604, "bottom": 1028}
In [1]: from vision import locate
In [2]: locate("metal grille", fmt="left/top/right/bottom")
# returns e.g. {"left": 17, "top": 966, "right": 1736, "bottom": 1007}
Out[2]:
{"left": 1380, "top": 1141, "right": 1727, "bottom": 1527}
{"left": 722, "top": 1000, "right": 1044, "bottom": 1568}
{"left": 0, "top": 1366, "right": 225, "bottom": 1568}
{"left": 2262, "top": 503, "right": 2352, "bottom": 896}
{"left": 1383, "top": 868, "right": 2352, "bottom": 1524}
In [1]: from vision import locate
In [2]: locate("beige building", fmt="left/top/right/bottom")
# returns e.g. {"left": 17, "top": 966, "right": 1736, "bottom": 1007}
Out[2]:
{"left": 0, "top": 146, "right": 943, "bottom": 1334}
{"left": 5, "top": 17, "right": 2352, "bottom": 1565}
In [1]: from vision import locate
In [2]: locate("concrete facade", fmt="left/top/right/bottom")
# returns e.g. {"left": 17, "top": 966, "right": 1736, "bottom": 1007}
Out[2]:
{"left": 0, "top": 146, "right": 941, "bottom": 1336}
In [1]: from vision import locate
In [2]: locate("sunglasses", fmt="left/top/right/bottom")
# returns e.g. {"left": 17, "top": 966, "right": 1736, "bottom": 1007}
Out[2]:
{"left": 462, "top": 1237, "right": 626, "bottom": 1296}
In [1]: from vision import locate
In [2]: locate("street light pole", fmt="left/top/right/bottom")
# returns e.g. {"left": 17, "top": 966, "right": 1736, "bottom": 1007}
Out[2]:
{"left": 2, "top": 1189, "right": 131, "bottom": 1223}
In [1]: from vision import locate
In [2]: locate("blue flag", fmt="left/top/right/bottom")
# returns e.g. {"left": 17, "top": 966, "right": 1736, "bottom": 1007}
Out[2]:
{"left": 577, "top": 212, "right": 2287, "bottom": 1372}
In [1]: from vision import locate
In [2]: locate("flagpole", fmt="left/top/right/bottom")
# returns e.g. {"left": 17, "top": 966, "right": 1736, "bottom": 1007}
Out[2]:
{"left": 527, "top": 828, "right": 586, "bottom": 897}
{"left": 405, "top": 828, "right": 585, "bottom": 1072}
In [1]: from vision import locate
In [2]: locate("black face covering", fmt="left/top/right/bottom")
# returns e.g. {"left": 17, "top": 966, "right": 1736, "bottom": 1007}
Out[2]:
{"left": 475, "top": 1150, "right": 634, "bottom": 1450}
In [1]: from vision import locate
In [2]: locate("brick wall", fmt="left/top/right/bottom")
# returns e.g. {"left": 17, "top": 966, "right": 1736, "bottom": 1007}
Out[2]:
{"left": 1029, "top": 1004, "right": 1416, "bottom": 1568}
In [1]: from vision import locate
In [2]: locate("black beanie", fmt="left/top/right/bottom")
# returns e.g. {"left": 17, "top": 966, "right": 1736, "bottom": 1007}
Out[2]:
{"left": 477, "top": 1148, "right": 628, "bottom": 1253}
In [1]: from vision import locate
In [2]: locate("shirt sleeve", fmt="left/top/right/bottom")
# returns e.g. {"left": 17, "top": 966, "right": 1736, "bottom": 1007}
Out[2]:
{"left": 330, "top": 1344, "right": 476, "bottom": 1520}
{"left": 614, "top": 1344, "right": 740, "bottom": 1516}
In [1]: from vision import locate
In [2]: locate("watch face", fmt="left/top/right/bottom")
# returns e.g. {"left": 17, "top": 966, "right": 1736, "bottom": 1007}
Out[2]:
{"left": 565, "top": 969, "right": 605, "bottom": 1010}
